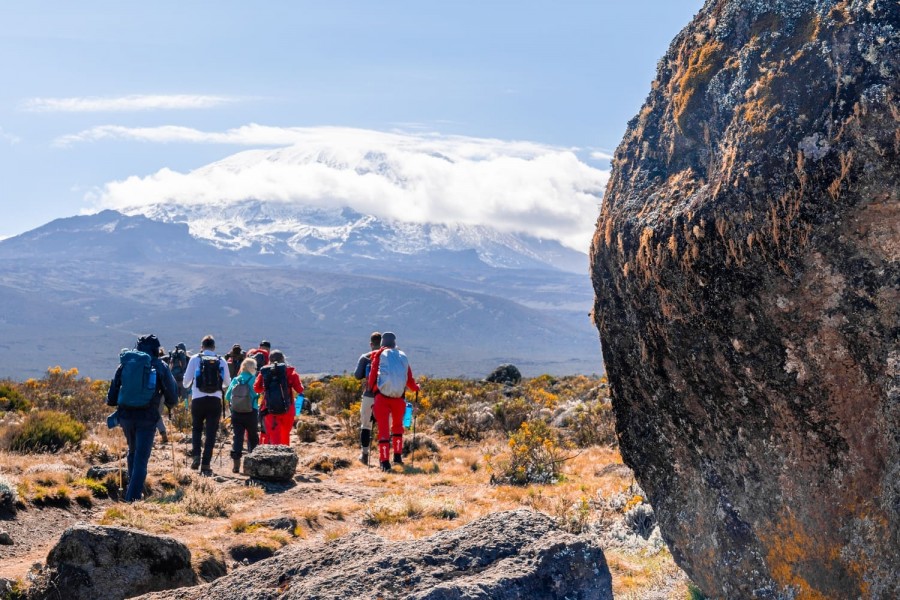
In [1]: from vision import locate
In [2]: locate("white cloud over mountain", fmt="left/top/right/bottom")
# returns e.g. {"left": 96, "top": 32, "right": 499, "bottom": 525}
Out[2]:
{"left": 23, "top": 94, "right": 235, "bottom": 113}
{"left": 89, "top": 126, "right": 608, "bottom": 251}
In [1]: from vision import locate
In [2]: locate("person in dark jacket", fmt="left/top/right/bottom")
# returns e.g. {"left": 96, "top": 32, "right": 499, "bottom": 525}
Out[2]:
{"left": 225, "top": 344, "right": 246, "bottom": 379}
{"left": 107, "top": 334, "right": 177, "bottom": 502}
{"left": 353, "top": 331, "right": 381, "bottom": 465}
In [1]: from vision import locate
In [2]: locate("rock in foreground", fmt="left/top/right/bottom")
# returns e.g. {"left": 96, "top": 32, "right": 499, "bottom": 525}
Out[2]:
{"left": 136, "top": 510, "right": 612, "bottom": 600}
{"left": 242, "top": 444, "right": 298, "bottom": 481}
{"left": 41, "top": 525, "right": 196, "bottom": 600}
{"left": 591, "top": 1, "right": 899, "bottom": 598}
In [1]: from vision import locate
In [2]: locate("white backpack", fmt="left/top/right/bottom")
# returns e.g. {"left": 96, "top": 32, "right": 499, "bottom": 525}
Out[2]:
{"left": 377, "top": 349, "right": 409, "bottom": 398}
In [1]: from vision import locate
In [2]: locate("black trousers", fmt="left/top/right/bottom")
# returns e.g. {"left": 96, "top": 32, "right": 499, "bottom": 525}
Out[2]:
{"left": 231, "top": 410, "right": 259, "bottom": 459}
{"left": 191, "top": 395, "right": 222, "bottom": 466}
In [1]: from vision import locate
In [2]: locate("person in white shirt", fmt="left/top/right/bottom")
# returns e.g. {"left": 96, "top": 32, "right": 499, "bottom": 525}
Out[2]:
{"left": 181, "top": 335, "right": 231, "bottom": 476}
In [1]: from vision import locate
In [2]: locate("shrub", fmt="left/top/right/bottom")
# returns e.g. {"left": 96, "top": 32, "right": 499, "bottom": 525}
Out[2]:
{"left": 488, "top": 420, "right": 572, "bottom": 485}
{"left": 492, "top": 396, "right": 533, "bottom": 433}
{"left": 321, "top": 376, "right": 362, "bottom": 415}
{"left": 439, "top": 405, "right": 484, "bottom": 441}
{"left": 624, "top": 503, "right": 657, "bottom": 539}
{"left": 7, "top": 410, "right": 86, "bottom": 453}
{"left": 294, "top": 416, "right": 319, "bottom": 443}
{"left": 26, "top": 367, "right": 109, "bottom": 425}
{"left": 181, "top": 477, "right": 233, "bottom": 517}
{"left": 0, "top": 381, "right": 31, "bottom": 412}
{"left": 688, "top": 583, "right": 708, "bottom": 600}
{"left": 568, "top": 400, "right": 617, "bottom": 448}
{"left": 0, "top": 474, "right": 18, "bottom": 515}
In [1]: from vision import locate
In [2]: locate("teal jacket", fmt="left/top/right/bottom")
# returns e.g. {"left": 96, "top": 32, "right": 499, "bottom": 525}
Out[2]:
{"left": 225, "top": 371, "right": 260, "bottom": 410}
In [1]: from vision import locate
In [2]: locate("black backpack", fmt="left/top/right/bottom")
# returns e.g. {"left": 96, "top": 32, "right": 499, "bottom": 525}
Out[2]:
{"left": 261, "top": 363, "right": 290, "bottom": 414}
{"left": 250, "top": 350, "right": 267, "bottom": 372}
{"left": 169, "top": 348, "right": 188, "bottom": 380}
{"left": 197, "top": 355, "right": 224, "bottom": 394}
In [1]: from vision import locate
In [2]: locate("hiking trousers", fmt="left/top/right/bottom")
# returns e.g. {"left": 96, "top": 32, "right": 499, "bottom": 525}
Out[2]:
{"left": 191, "top": 395, "right": 222, "bottom": 467}
{"left": 373, "top": 395, "right": 405, "bottom": 462}
{"left": 231, "top": 410, "right": 259, "bottom": 459}
{"left": 118, "top": 407, "right": 159, "bottom": 502}
{"left": 264, "top": 412, "right": 294, "bottom": 445}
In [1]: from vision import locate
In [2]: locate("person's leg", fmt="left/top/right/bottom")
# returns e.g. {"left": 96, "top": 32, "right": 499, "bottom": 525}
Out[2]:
{"left": 201, "top": 398, "right": 221, "bottom": 473}
{"left": 125, "top": 416, "right": 156, "bottom": 502}
{"left": 119, "top": 415, "right": 137, "bottom": 479}
{"left": 389, "top": 398, "right": 406, "bottom": 464}
{"left": 156, "top": 415, "right": 168, "bottom": 443}
{"left": 231, "top": 414, "right": 246, "bottom": 458}
{"left": 359, "top": 394, "right": 374, "bottom": 464}
{"left": 246, "top": 411, "right": 259, "bottom": 453}
{"left": 190, "top": 397, "right": 203, "bottom": 468}
{"left": 274, "top": 413, "right": 292, "bottom": 445}
{"left": 372, "top": 397, "right": 392, "bottom": 470}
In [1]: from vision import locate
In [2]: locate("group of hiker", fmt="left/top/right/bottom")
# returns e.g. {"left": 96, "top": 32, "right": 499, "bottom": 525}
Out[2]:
{"left": 106, "top": 331, "right": 418, "bottom": 502}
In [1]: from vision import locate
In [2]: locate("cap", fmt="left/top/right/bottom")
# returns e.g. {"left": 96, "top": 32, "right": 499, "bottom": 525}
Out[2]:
{"left": 259, "top": 340, "right": 271, "bottom": 349}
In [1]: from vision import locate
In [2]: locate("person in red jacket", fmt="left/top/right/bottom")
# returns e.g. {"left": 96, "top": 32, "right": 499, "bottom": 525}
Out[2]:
{"left": 253, "top": 350, "right": 303, "bottom": 446}
{"left": 367, "top": 332, "right": 419, "bottom": 471}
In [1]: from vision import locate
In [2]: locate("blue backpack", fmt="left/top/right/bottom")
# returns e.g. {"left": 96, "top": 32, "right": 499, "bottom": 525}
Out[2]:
{"left": 118, "top": 350, "right": 157, "bottom": 408}
{"left": 376, "top": 348, "right": 409, "bottom": 398}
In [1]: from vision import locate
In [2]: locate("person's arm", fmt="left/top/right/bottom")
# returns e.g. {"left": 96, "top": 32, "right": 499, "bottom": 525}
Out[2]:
{"left": 353, "top": 354, "right": 369, "bottom": 380}
{"left": 182, "top": 356, "right": 197, "bottom": 388}
{"left": 406, "top": 365, "right": 420, "bottom": 393}
{"left": 290, "top": 370, "right": 304, "bottom": 395}
{"left": 107, "top": 367, "right": 122, "bottom": 406}
{"left": 253, "top": 371, "right": 264, "bottom": 394}
{"left": 220, "top": 357, "right": 232, "bottom": 390}
{"left": 225, "top": 378, "right": 235, "bottom": 402}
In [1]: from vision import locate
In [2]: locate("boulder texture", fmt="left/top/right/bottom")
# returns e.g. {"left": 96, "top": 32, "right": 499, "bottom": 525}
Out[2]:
{"left": 486, "top": 363, "right": 523, "bottom": 385}
{"left": 591, "top": 2, "right": 899, "bottom": 599}
{"left": 134, "top": 510, "right": 613, "bottom": 600}
{"left": 242, "top": 444, "right": 298, "bottom": 482}
{"left": 42, "top": 524, "right": 196, "bottom": 600}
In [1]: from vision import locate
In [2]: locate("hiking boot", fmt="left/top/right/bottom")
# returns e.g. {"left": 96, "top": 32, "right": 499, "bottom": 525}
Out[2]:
{"left": 190, "top": 456, "right": 201, "bottom": 470}
{"left": 200, "top": 465, "right": 213, "bottom": 477}
{"left": 232, "top": 458, "right": 241, "bottom": 474}
{"left": 160, "top": 432, "right": 169, "bottom": 444}
{"left": 393, "top": 453, "right": 404, "bottom": 466}
{"left": 380, "top": 461, "right": 392, "bottom": 472}
{"left": 359, "top": 451, "right": 369, "bottom": 466}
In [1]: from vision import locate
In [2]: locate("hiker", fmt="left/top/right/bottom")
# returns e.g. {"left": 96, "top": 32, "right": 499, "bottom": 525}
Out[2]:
{"left": 106, "top": 334, "right": 177, "bottom": 501}
{"left": 366, "top": 332, "right": 419, "bottom": 472}
{"left": 181, "top": 335, "right": 231, "bottom": 476}
{"left": 155, "top": 347, "right": 170, "bottom": 443}
{"left": 254, "top": 350, "right": 303, "bottom": 446}
{"left": 247, "top": 341, "right": 271, "bottom": 442}
{"left": 353, "top": 331, "right": 382, "bottom": 465}
{"left": 168, "top": 343, "right": 190, "bottom": 407}
{"left": 225, "top": 357, "right": 260, "bottom": 473}
{"left": 225, "top": 344, "right": 246, "bottom": 379}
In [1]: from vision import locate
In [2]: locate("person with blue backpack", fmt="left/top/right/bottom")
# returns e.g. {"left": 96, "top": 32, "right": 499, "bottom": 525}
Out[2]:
{"left": 366, "top": 332, "right": 420, "bottom": 472}
{"left": 181, "top": 335, "right": 232, "bottom": 476}
{"left": 106, "top": 334, "right": 178, "bottom": 502}
{"left": 225, "top": 357, "right": 261, "bottom": 473}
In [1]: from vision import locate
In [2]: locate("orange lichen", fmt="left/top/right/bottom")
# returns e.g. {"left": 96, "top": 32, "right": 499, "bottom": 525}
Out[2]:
{"left": 673, "top": 40, "right": 725, "bottom": 132}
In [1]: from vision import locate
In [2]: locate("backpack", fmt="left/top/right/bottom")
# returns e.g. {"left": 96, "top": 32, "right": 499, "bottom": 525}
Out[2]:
{"left": 169, "top": 348, "right": 188, "bottom": 379}
{"left": 250, "top": 350, "right": 267, "bottom": 372}
{"left": 376, "top": 348, "right": 409, "bottom": 398}
{"left": 197, "top": 355, "right": 224, "bottom": 394}
{"left": 261, "top": 363, "right": 291, "bottom": 414}
{"left": 230, "top": 379, "right": 254, "bottom": 413}
{"left": 118, "top": 350, "right": 157, "bottom": 408}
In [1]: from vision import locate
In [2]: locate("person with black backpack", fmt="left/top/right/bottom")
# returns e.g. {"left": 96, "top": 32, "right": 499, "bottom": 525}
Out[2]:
{"left": 181, "top": 335, "right": 231, "bottom": 476}
{"left": 224, "top": 357, "right": 261, "bottom": 473}
{"left": 253, "top": 350, "right": 303, "bottom": 446}
{"left": 168, "top": 343, "right": 190, "bottom": 407}
{"left": 225, "top": 344, "right": 246, "bottom": 379}
{"left": 106, "top": 334, "right": 178, "bottom": 501}
{"left": 366, "top": 332, "right": 419, "bottom": 472}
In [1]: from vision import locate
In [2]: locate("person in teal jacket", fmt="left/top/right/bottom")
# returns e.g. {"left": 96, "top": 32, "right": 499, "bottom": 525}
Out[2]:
{"left": 225, "top": 357, "right": 261, "bottom": 473}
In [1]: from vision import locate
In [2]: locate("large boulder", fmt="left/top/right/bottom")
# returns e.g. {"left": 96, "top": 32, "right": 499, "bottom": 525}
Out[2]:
{"left": 485, "top": 363, "right": 522, "bottom": 385}
{"left": 591, "top": 1, "right": 899, "bottom": 598}
{"left": 242, "top": 444, "right": 298, "bottom": 482}
{"left": 41, "top": 524, "right": 196, "bottom": 600}
{"left": 134, "top": 510, "right": 612, "bottom": 599}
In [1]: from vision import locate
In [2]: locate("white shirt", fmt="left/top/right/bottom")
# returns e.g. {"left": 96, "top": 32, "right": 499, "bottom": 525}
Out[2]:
{"left": 181, "top": 350, "right": 232, "bottom": 400}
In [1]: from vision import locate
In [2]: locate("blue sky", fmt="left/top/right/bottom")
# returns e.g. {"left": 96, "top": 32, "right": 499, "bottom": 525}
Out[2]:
{"left": 0, "top": 1, "right": 703, "bottom": 247}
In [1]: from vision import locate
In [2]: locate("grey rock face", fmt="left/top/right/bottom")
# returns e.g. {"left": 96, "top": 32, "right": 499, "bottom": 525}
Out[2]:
{"left": 591, "top": 1, "right": 899, "bottom": 598}
{"left": 242, "top": 444, "right": 298, "bottom": 482}
{"left": 41, "top": 524, "right": 196, "bottom": 600}
{"left": 86, "top": 463, "right": 128, "bottom": 482}
{"left": 134, "top": 510, "right": 613, "bottom": 600}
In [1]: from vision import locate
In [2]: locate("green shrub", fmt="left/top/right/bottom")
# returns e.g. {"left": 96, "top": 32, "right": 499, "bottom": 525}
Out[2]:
{"left": 321, "top": 375, "right": 362, "bottom": 414}
{"left": 488, "top": 420, "right": 572, "bottom": 485}
{"left": 492, "top": 396, "right": 533, "bottom": 433}
{"left": 22, "top": 367, "right": 109, "bottom": 425}
{"left": 568, "top": 400, "right": 617, "bottom": 448}
{"left": 0, "top": 381, "right": 31, "bottom": 412}
{"left": 8, "top": 410, "right": 86, "bottom": 453}
{"left": 440, "top": 405, "right": 484, "bottom": 441}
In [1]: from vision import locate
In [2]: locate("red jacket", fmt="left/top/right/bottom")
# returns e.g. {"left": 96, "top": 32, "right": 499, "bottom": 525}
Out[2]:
{"left": 253, "top": 365, "right": 303, "bottom": 412}
{"left": 367, "top": 347, "right": 419, "bottom": 398}
{"left": 248, "top": 348, "right": 270, "bottom": 365}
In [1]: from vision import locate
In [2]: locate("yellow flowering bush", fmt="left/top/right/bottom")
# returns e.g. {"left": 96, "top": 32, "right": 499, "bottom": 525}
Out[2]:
{"left": 488, "top": 420, "right": 572, "bottom": 485}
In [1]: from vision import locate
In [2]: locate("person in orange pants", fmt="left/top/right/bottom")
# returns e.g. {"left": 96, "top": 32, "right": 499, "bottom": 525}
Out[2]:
{"left": 367, "top": 332, "right": 419, "bottom": 471}
{"left": 253, "top": 350, "right": 303, "bottom": 446}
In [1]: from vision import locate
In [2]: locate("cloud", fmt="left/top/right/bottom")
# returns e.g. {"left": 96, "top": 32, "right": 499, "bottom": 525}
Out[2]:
{"left": 0, "top": 127, "right": 21, "bottom": 145}
{"left": 55, "top": 123, "right": 308, "bottom": 148}
{"left": 23, "top": 94, "right": 235, "bottom": 113}
{"left": 89, "top": 126, "right": 608, "bottom": 251}
{"left": 590, "top": 150, "right": 614, "bottom": 161}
